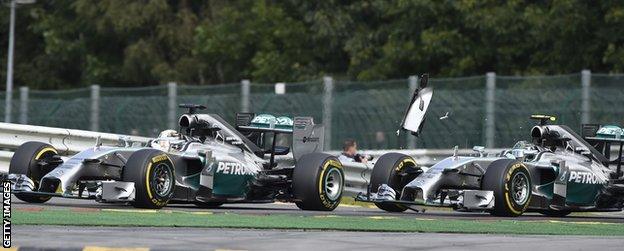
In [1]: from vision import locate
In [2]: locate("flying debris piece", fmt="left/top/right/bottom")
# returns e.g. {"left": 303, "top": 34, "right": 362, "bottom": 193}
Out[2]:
{"left": 440, "top": 112, "right": 449, "bottom": 120}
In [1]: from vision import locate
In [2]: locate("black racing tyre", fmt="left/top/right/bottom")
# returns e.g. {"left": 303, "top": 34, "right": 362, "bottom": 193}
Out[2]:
{"left": 123, "top": 149, "right": 175, "bottom": 209}
{"left": 538, "top": 210, "right": 571, "bottom": 217}
{"left": 293, "top": 153, "right": 344, "bottom": 211}
{"left": 370, "top": 153, "right": 417, "bottom": 212}
{"left": 9, "top": 141, "right": 60, "bottom": 203}
{"left": 194, "top": 202, "right": 224, "bottom": 208}
{"left": 482, "top": 159, "right": 532, "bottom": 217}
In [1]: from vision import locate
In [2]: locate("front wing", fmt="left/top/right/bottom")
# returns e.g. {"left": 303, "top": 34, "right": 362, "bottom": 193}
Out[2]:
{"left": 9, "top": 174, "right": 135, "bottom": 202}
{"left": 355, "top": 189, "right": 495, "bottom": 211}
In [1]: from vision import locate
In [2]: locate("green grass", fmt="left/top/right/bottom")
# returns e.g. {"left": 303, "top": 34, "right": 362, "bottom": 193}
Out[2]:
{"left": 12, "top": 209, "right": 624, "bottom": 236}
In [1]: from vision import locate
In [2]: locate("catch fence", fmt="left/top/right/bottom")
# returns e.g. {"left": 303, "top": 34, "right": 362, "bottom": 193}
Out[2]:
{"left": 2, "top": 71, "right": 623, "bottom": 150}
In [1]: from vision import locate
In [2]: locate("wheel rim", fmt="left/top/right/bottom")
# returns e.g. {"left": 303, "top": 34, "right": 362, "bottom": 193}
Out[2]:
{"left": 152, "top": 163, "right": 173, "bottom": 197}
{"left": 511, "top": 172, "right": 529, "bottom": 205}
{"left": 324, "top": 168, "right": 343, "bottom": 201}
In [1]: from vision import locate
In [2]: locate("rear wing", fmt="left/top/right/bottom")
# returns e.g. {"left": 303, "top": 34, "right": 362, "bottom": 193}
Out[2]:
{"left": 582, "top": 124, "right": 624, "bottom": 178}
{"left": 292, "top": 117, "right": 324, "bottom": 160}
{"left": 236, "top": 113, "right": 294, "bottom": 134}
{"left": 236, "top": 113, "right": 324, "bottom": 161}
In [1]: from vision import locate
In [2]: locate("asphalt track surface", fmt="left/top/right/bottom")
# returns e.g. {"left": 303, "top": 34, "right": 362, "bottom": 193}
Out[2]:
{"left": 13, "top": 226, "right": 624, "bottom": 251}
{"left": 12, "top": 195, "right": 624, "bottom": 223}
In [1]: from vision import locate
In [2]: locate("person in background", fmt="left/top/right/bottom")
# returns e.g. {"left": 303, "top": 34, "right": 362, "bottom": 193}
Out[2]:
{"left": 338, "top": 139, "right": 372, "bottom": 164}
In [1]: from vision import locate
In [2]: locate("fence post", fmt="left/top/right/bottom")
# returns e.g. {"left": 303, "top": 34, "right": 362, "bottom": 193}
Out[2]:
{"left": 407, "top": 75, "right": 418, "bottom": 149}
{"left": 323, "top": 76, "right": 334, "bottom": 150}
{"left": 241, "top": 79, "right": 250, "bottom": 112}
{"left": 581, "top": 70, "right": 591, "bottom": 125}
{"left": 19, "top": 86, "right": 28, "bottom": 124}
{"left": 168, "top": 82, "right": 177, "bottom": 129}
{"left": 90, "top": 85, "right": 100, "bottom": 132}
{"left": 484, "top": 72, "right": 496, "bottom": 148}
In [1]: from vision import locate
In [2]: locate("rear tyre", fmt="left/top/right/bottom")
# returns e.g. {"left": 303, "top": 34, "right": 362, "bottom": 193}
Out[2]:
{"left": 293, "top": 153, "right": 344, "bottom": 211}
{"left": 9, "top": 142, "right": 59, "bottom": 203}
{"left": 123, "top": 149, "right": 175, "bottom": 209}
{"left": 370, "top": 153, "right": 418, "bottom": 212}
{"left": 482, "top": 159, "right": 532, "bottom": 217}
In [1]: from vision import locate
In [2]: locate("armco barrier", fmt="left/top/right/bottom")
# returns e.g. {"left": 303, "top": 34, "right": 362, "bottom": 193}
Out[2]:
{"left": 0, "top": 122, "right": 151, "bottom": 173}
{"left": 0, "top": 122, "right": 151, "bottom": 154}
{"left": 0, "top": 150, "right": 12, "bottom": 173}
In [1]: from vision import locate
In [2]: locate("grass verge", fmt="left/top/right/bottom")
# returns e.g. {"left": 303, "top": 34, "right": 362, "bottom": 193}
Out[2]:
{"left": 13, "top": 209, "right": 624, "bottom": 236}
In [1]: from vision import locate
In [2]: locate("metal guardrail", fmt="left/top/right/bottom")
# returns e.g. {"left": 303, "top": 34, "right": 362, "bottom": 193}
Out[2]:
{"left": 0, "top": 122, "right": 151, "bottom": 172}
{"left": 0, "top": 150, "right": 13, "bottom": 173}
{"left": 0, "top": 122, "right": 151, "bottom": 154}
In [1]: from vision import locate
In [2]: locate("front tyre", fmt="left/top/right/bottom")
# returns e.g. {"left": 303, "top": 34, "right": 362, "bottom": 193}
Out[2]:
{"left": 370, "top": 153, "right": 417, "bottom": 212}
{"left": 123, "top": 149, "right": 175, "bottom": 209}
{"left": 9, "top": 142, "right": 60, "bottom": 203}
{"left": 482, "top": 159, "right": 532, "bottom": 217}
{"left": 293, "top": 153, "right": 344, "bottom": 211}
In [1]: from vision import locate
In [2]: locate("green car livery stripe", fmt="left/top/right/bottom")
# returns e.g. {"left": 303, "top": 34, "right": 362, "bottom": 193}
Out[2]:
{"left": 212, "top": 161, "right": 254, "bottom": 197}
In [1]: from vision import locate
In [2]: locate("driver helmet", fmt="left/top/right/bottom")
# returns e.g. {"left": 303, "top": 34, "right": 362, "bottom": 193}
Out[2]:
{"left": 151, "top": 130, "right": 179, "bottom": 151}
{"left": 158, "top": 129, "right": 178, "bottom": 138}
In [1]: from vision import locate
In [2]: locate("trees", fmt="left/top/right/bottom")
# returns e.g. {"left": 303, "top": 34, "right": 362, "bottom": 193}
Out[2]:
{"left": 2, "top": 0, "right": 206, "bottom": 88}
{"left": 195, "top": 0, "right": 318, "bottom": 83}
{"left": 1, "top": 0, "right": 624, "bottom": 89}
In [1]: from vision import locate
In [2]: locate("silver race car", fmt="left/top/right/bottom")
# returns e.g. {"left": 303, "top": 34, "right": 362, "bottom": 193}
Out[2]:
{"left": 357, "top": 75, "right": 624, "bottom": 216}
{"left": 9, "top": 104, "right": 344, "bottom": 211}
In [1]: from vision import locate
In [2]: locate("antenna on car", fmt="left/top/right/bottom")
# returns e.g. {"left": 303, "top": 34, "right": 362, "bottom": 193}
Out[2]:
{"left": 530, "top": 114, "right": 556, "bottom": 125}
{"left": 179, "top": 104, "right": 206, "bottom": 114}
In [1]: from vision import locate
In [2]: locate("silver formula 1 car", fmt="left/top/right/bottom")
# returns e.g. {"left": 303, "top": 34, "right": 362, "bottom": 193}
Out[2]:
{"left": 9, "top": 104, "right": 344, "bottom": 211}
{"left": 357, "top": 75, "right": 624, "bottom": 216}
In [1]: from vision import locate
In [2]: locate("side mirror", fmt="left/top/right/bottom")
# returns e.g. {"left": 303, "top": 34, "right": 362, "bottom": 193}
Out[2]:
{"left": 225, "top": 136, "right": 238, "bottom": 143}
{"left": 227, "top": 138, "right": 245, "bottom": 151}
{"left": 575, "top": 146, "right": 591, "bottom": 156}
